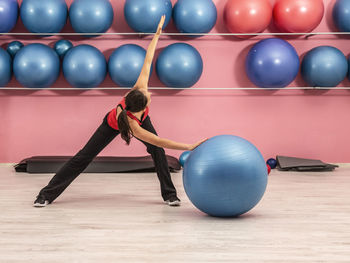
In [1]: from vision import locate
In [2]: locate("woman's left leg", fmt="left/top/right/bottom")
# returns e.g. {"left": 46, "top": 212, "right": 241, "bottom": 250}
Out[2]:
{"left": 36, "top": 116, "right": 119, "bottom": 204}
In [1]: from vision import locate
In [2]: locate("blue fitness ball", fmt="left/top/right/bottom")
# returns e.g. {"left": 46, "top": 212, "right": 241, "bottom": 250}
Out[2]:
{"left": 13, "top": 43, "right": 60, "bottom": 88}
{"left": 333, "top": 0, "right": 350, "bottom": 31}
{"left": 156, "top": 43, "right": 203, "bottom": 88}
{"left": 54, "top": 40, "right": 73, "bottom": 59}
{"left": 183, "top": 135, "right": 268, "bottom": 217}
{"left": 0, "top": 0, "right": 18, "bottom": 33}
{"left": 179, "top": 151, "right": 191, "bottom": 167}
{"left": 266, "top": 158, "right": 277, "bottom": 169}
{"left": 301, "top": 46, "right": 348, "bottom": 87}
{"left": 63, "top": 45, "right": 107, "bottom": 88}
{"left": 246, "top": 38, "right": 300, "bottom": 88}
{"left": 20, "top": 0, "right": 68, "bottom": 34}
{"left": 173, "top": 0, "right": 217, "bottom": 35}
{"left": 0, "top": 47, "right": 12, "bottom": 87}
{"left": 124, "top": 0, "right": 172, "bottom": 33}
{"left": 7, "top": 41, "right": 23, "bottom": 58}
{"left": 348, "top": 56, "right": 350, "bottom": 81}
{"left": 108, "top": 44, "right": 152, "bottom": 87}
{"left": 69, "top": 0, "right": 114, "bottom": 34}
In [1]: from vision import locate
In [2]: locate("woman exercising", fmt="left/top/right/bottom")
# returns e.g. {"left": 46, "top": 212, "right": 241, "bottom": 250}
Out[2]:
{"left": 34, "top": 16, "right": 205, "bottom": 208}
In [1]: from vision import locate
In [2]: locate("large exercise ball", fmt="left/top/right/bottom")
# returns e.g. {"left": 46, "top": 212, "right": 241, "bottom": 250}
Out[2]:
{"left": 0, "top": 48, "right": 12, "bottom": 87}
{"left": 7, "top": 41, "right": 23, "bottom": 58}
{"left": 301, "top": 46, "right": 348, "bottom": 87}
{"left": 156, "top": 43, "right": 203, "bottom": 88}
{"left": 224, "top": 0, "right": 272, "bottom": 37}
{"left": 69, "top": 0, "right": 114, "bottom": 34}
{"left": 54, "top": 39, "right": 73, "bottom": 59}
{"left": 108, "top": 44, "right": 152, "bottom": 87}
{"left": 333, "top": 0, "right": 350, "bottom": 32}
{"left": 20, "top": 0, "right": 68, "bottom": 33}
{"left": 273, "top": 0, "right": 324, "bottom": 33}
{"left": 13, "top": 44, "right": 60, "bottom": 88}
{"left": 124, "top": 0, "right": 172, "bottom": 33}
{"left": 183, "top": 135, "right": 268, "bottom": 217}
{"left": 63, "top": 45, "right": 107, "bottom": 88}
{"left": 173, "top": 0, "right": 217, "bottom": 35}
{"left": 245, "top": 38, "right": 300, "bottom": 88}
{"left": 0, "top": 0, "right": 18, "bottom": 33}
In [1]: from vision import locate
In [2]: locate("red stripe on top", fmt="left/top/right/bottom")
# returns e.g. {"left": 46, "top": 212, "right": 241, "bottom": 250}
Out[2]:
{"left": 107, "top": 97, "right": 149, "bottom": 130}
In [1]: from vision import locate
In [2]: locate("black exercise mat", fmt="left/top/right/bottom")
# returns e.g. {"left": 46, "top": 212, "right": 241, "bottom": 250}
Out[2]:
{"left": 14, "top": 155, "right": 181, "bottom": 174}
{"left": 276, "top": 155, "right": 338, "bottom": 172}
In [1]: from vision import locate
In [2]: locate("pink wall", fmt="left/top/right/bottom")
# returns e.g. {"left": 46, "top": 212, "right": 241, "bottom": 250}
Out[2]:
{"left": 1, "top": 0, "right": 350, "bottom": 163}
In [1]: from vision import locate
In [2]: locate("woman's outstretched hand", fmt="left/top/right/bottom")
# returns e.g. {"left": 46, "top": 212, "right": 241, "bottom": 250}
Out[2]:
{"left": 188, "top": 138, "right": 208, "bottom": 151}
{"left": 156, "top": 15, "right": 166, "bottom": 35}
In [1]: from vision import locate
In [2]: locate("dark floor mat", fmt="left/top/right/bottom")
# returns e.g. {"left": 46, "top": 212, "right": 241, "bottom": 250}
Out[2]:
{"left": 14, "top": 155, "right": 181, "bottom": 173}
{"left": 276, "top": 155, "right": 338, "bottom": 172}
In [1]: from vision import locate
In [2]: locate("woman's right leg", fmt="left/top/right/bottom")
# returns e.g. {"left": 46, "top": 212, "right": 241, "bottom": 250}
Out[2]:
{"left": 138, "top": 116, "right": 178, "bottom": 202}
{"left": 36, "top": 117, "right": 119, "bottom": 204}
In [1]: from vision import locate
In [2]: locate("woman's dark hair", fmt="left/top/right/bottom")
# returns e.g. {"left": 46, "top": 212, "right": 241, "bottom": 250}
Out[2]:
{"left": 117, "top": 89, "right": 148, "bottom": 145}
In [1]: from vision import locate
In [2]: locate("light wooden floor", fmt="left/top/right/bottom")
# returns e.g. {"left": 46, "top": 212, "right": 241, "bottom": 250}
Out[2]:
{"left": 0, "top": 164, "right": 349, "bottom": 262}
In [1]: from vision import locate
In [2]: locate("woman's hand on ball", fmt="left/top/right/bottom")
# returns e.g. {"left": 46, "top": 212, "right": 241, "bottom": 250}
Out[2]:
{"left": 156, "top": 15, "right": 165, "bottom": 35}
{"left": 188, "top": 138, "right": 208, "bottom": 151}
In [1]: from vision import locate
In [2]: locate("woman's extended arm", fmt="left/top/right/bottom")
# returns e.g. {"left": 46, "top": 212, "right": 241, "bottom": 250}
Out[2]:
{"left": 133, "top": 15, "right": 165, "bottom": 91}
{"left": 129, "top": 120, "right": 205, "bottom": 151}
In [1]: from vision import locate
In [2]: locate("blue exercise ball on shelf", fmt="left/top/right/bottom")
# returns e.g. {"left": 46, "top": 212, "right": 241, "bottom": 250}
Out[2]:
{"left": 245, "top": 38, "right": 300, "bottom": 89}
{"left": 348, "top": 56, "right": 350, "bottom": 81}
{"left": 0, "top": 0, "right": 18, "bottom": 33}
{"left": 179, "top": 151, "right": 191, "bottom": 167}
{"left": 63, "top": 45, "right": 107, "bottom": 88}
{"left": 108, "top": 44, "right": 152, "bottom": 87}
{"left": 156, "top": 43, "right": 203, "bottom": 88}
{"left": 69, "top": 0, "right": 114, "bottom": 34}
{"left": 13, "top": 43, "right": 60, "bottom": 88}
{"left": 124, "top": 0, "right": 172, "bottom": 33}
{"left": 173, "top": 0, "right": 217, "bottom": 35}
{"left": 54, "top": 40, "right": 73, "bottom": 59}
{"left": 183, "top": 135, "right": 268, "bottom": 217}
{"left": 333, "top": 0, "right": 350, "bottom": 32}
{"left": 20, "top": 0, "right": 68, "bottom": 34}
{"left": 266, "top": 158, "right": 277, "bottom": 169}
{"left": 0, "top": 47, "right": 12, "bottom": 87}
{"left": 301, "top": 46, "right": 347, "bottom": 87}
{"left": 7, "top": 41, "right": 24, "bottom": 58}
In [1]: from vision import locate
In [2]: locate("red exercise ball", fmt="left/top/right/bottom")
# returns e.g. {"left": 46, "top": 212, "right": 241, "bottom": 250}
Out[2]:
{"left": 224, "top": 0, "right": 272, "bottom": 38}
{"left": 267, "top": 164, "right": 271, "bottom": 175}
{"left": 273, "top": 0, "right": 324, "bottom": 33}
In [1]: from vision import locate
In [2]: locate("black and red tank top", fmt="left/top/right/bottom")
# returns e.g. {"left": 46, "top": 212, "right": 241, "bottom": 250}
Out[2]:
{"left": 107, "top": 97, "right": 149, "bottom": 130}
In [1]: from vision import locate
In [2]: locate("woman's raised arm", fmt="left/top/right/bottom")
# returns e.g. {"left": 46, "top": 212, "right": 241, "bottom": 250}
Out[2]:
{"left": 133, "top": 15, "right": 165, "bottom": 91}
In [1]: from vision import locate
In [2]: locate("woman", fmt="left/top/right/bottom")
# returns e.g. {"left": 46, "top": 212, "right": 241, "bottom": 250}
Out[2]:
{"left": 34, "top": 16, "right": 205, "bottom": 208}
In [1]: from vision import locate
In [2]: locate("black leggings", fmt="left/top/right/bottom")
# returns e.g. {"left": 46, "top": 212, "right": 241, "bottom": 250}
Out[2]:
{"left": 38, "top": 115, "right": 177, "bottom": 203}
